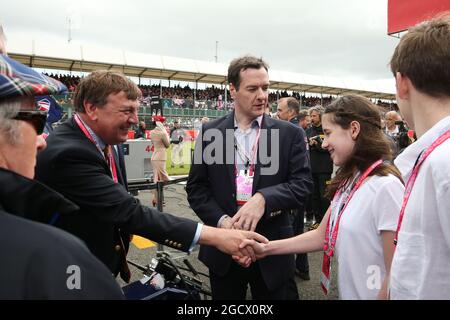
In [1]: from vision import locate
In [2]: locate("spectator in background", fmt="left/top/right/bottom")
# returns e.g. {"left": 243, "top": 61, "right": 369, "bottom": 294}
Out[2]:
{"left": 264, "top": 103, "right": 272, "bottom": 117}
{"left": 384, "top": 111, "right": 402, "bottom": 138}
{"left": 170, "top": 119, "right": 185, "bottom": 168}
{"left": 384, "top": 111, "right": 414, "bottom": 158}
{"left": 134, "top": 120, "right": 146, "bottom": 139}
{"left": 276, "top": 97, "right": 311, "bottom": 282}
{"left": 298, "top": 109, "right": 311, "bottom": 130}
{"left": 201, "top": 116, "right": 210, "bottom": 124}
{"left": 305, "top": 106, "right": 333, "bottom": 229}
{"left": 150, "top": 115, "right": 170, "bottom": 207}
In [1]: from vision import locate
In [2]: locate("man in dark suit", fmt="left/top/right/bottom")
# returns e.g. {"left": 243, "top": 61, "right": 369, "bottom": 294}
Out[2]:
{"left": 276, "top": 97, "right": 311, "bottom": 281}
{"left": 187, "top": 56, "right": 312, "bottom": 299}
{"left": 35, "top": 70, "right": 267, "bottom": 283}
{"left": 134, "top": 120, "right": 146, "bottom": 139}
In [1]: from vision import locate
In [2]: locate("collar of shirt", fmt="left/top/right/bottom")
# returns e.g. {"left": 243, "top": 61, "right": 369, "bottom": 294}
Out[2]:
{"left": 233, "top": 115, "right": 262, "bottom": 168}
{"left": 395, "top": 115, "right": 450, "bottom": 180}
{"left": 77, "top": 115, "right": 107, "bottom": 151}
{"left": 386, "top": 126, "right": 399, "bottom": 135}
{"left": 234, "top": 115, "right": 263, "bottom": 132}
{"left": 289, "top": 116, "right": 299, "bottom": 126}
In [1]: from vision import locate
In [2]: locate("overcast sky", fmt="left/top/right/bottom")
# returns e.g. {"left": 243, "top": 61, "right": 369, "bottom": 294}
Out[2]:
{"left": 1, "top": 0, "right": 400, "bottom": 81}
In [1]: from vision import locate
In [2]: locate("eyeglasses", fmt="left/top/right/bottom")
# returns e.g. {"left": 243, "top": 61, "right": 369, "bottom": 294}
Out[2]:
{"left": 13, "top": 110, "right": 47, "bottom": 135}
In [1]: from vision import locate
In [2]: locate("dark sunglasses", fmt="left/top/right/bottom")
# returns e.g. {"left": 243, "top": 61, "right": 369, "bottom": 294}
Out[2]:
{"left": 13, "top": 110, "right": 47, "bottom": 135}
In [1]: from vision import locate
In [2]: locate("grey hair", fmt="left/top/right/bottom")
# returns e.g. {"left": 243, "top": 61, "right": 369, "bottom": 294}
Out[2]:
{"left": 0, "top": 99, "right": 22, "bottom": 145}
{"left": 0, "top": 24, "right": 7, "bottom": 54}
{"left": 309, "top": 105, "right": 324, "bottom": 114}
{"left": 309, "top": 105, "right": 325, "bottom": 120}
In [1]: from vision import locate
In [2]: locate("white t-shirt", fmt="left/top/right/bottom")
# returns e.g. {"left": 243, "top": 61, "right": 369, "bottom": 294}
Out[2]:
{"left": 386, "top": 126, "right": 399, "bottom": 138}
{"left": 332, "top": 174, "right": 404, "bottom": 300}
{"left": 391, "top": 116, "right": 450, "bottom": 300}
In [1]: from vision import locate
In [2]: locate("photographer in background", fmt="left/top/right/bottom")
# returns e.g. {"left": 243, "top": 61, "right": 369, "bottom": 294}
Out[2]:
{"left": 384, "top": 111, "right": 412, "bottom": 158}
{"left": 305, "top": 106, "right": 333, "bottom": 229}
{"left": 395, "top": 120, "right": 413, "bottom": 156}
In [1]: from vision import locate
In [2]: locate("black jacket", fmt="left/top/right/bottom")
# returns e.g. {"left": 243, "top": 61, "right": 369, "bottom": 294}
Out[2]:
{"left": 134, "top": 127, "right": 145, "bottom": 139}
{"left": 306, "top": 124, "right": 333, "bottom": 174}
{"left": 187, "top": 112, "right": 313, "bottom": 290}
{"left": 0, "top": 168, "right": 123, "bottom": 299}
{"left": 35, "top": 117, "right": 198, "bottom": 277}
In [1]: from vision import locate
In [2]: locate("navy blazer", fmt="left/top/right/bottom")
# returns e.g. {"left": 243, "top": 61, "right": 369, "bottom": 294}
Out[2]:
{"left": 187, "top": 112, "right": 313, "bottom": 290}
{"left": 35, "top": 117, "right": 198, "bottom": 276}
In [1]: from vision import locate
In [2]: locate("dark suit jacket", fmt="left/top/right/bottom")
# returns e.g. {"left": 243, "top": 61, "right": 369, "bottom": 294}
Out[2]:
{"left": 306, "top": 124, "right": 333, "bottom": 174}
{"left": 35, "top": 117, "right": 198, "bottom": 275}
{"left": 187, "top": 112, "right": 313, "bottom": 290}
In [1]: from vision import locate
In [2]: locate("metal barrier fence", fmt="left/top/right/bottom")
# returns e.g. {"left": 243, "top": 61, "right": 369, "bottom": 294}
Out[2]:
{"left": 128, "top": 176, "right": 189, "bottom": 251}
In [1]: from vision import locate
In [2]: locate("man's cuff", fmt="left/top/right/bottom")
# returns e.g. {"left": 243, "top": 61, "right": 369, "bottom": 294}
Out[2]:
{"left": 217, "top": 214, "right": 230, "bottom": 228}
{"left": 188, "top": 223, "right": 203, "bottom": 252}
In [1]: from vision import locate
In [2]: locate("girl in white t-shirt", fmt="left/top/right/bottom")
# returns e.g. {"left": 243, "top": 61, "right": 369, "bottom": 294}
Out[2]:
{"left": 237, "top": 94, "right": 405, "bottom": 300}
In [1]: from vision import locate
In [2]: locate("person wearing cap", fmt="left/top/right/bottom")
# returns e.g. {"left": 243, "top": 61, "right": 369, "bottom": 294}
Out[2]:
{"left": 150, "top": 115, "right": 170, "bottom": 207}
{"left": 35, "top": 70, "right": 268, "bottom": 283}
{"left": 0, "top": 34, "right": 124, "bottom": 298}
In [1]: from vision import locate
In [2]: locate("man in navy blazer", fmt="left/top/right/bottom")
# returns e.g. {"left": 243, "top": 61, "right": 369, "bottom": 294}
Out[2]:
{"left": 187, "top": 56, "right": 312, "bottom": 299}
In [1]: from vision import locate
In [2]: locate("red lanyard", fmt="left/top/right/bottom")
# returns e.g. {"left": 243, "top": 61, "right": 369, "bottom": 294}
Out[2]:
{"left": 74, "top": 114, "right": 118, "bottom": 183}
{"left": 394, "top": 129, "right": 450, "bottom": 246}
{"left": 323, "top": 159, "right": 383, "bottom": 257}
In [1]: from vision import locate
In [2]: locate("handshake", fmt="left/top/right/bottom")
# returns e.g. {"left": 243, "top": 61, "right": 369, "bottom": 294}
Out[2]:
{"left": 201, "top": 225, "right": 269, "bottom": 268}
{"left": 199, "top": 192, "right": 271, "bottom": 267}
{"left": 234, "top": 236, "right": 269, "bottom": 268}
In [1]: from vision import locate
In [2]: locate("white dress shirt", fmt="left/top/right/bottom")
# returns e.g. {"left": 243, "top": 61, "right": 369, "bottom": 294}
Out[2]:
{"left": 390, "top": 116, "right": 450, "bottom": 299}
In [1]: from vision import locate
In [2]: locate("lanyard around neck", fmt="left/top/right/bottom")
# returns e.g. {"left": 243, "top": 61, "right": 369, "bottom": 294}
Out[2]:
{"left": 234, "top": 118, "right": 262, "bottom": 175}
{"left": 235, "top": 128, "right": 261, "bottom": 170}
{"left": 394, "top": 129, "right": 450, "bottom": 246}
{"left": 323, "top": 159, "right": 383, "bottom": 257}
{"left": 74, "top": 114, "right": 118, "bottom": 183}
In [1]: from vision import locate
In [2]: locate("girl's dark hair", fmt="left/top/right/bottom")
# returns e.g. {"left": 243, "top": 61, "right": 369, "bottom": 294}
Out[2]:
{"left": 325, "top": 94, "right": 403, "bottom": 198}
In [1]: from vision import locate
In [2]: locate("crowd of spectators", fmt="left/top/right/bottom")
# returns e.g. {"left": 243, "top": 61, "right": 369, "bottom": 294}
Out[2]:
{"left": 45, "top": 73, "right": 398, "bottom": 111}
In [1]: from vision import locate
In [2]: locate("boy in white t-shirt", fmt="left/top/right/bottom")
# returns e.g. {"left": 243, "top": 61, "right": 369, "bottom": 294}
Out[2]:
{"left": 389, "top": 14, "right": 450, "bottom": 299}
